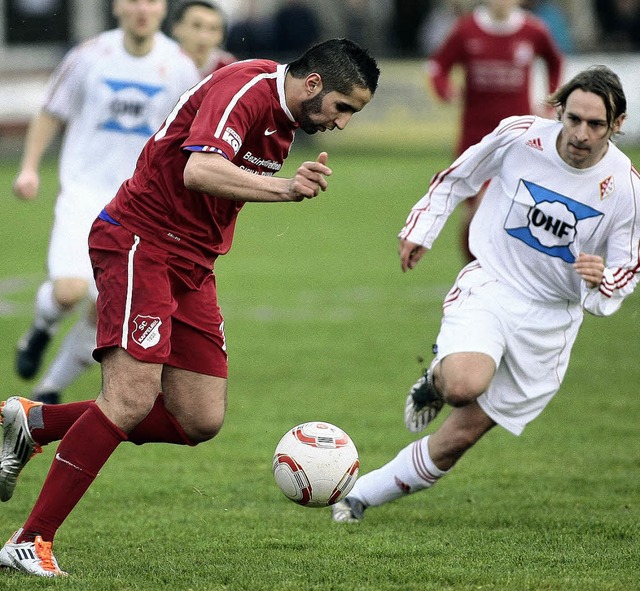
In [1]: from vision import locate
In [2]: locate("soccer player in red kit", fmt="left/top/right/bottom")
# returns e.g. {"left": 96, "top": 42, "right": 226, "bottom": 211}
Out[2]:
{"left": 0, "top": 38, "right": 380, "bottom": 577}
{"left": 427, "top": 0, "right": 563, "bottom": 261}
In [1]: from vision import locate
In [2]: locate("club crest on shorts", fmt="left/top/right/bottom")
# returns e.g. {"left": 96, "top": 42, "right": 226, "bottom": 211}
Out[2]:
{"left": 132, "top": 315, "right": 162, "bottom": 349}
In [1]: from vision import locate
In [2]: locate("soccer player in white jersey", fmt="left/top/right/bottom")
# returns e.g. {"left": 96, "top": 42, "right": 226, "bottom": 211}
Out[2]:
{"left": 12, "top": 0, "right": 200, "bottom": 404}
{"left": 332, "top": 65, "right": 640, "bottom": 523}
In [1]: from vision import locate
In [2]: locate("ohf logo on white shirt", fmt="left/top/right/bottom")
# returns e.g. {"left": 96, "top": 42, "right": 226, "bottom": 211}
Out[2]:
{"left": 527, "top": 201, "right": 576, "bottom": 246}
{"left": 102, "top": 79, "right": 164, "bottom": 137}
{"left": 505, "top": 179, "right": 603, "bottom": 263}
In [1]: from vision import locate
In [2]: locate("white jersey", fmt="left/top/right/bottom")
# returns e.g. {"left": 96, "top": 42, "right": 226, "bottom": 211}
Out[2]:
{"left": 42, "top": 28, "right": 199, "bottom": 285}
{"left": 44, "top": 28, "right": 200, "bottom": 207}
{"left": 399, "top": 116, "right": 640, "bottom": 316}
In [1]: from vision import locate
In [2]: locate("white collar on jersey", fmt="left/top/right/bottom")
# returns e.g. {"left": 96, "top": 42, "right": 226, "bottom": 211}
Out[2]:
{"left": 278, "top": 64, "right": 295, "bottom": 123}
{"left": 473, "top": 6, "right": 526, "bottom": 36}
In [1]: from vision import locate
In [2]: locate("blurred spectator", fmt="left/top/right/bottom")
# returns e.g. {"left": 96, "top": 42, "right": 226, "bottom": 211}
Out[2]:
{"left": 344, "top": 0, "right": 369, "bottom": 46}
{"left": 524, "top": 0, "right": 574, "bottom": 53}
{"left": 5, "top": 0, "right": 70, "bottom": 44}
{"left": 594, "top": 0, "right": 640, "bottom": 50}
{"left": 171, "top": 0, "right": 237, "bottom": 77}
{"left": 392, "top": 0, "right": 432, "bottom": 56}
{"left": 226, "top": 0, "right": 274, "bottom": 58}
{"left": 272, "top": 0, "right": 321, "bottom": 59}
{"left": 426, "top": 0, "right": 564, "bottom": 263}
{"left": 418, "top": 0, "right": 466, "bottom": 57}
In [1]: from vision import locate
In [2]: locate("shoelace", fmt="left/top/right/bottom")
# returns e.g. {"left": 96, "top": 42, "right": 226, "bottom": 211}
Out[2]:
{"left": 34, "top": 537, "right": 60, "bottom": 573}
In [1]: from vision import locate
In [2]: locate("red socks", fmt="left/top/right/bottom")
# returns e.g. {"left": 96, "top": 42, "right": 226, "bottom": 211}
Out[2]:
{"left": 19, "top": 404, "right": 127, "bottom": 543}
{"left": 30, "top": 395, "right": 193, "bottom": 447}
{"left": 128, "top": 394, "right": 194, "bottom": 446}
{"left": 32, "top": 401, "right": 92, "bottom": 445}
{"left": 18, "top": 395, "right": 194, "bottom": 542}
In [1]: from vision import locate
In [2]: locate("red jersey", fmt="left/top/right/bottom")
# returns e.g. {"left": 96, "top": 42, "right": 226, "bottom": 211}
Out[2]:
{"left": 104, "top": 59, "right": 298, "bottom": 269}
{"left": 428, "top": 7, "right": 563, "bottom": 154}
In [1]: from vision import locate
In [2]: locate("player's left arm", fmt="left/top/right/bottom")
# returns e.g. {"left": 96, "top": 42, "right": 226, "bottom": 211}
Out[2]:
{"left": 573, "top": 253, "right": 605, "bottom": 288}
{"left": 398, "top": 239, "right": 428, "bottom": 273}
{"left": 579, "top": 186, "right": 640, "bottom": 316}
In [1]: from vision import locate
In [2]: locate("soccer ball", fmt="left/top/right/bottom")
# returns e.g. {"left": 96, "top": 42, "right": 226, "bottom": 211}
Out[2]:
{"left": 272, "top": 421, "right": 359, "bottom": 508}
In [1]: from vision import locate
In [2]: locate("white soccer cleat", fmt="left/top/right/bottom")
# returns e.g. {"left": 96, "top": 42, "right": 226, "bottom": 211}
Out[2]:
{"left": 0, "top": 396, "right": 43, "bottom": 502}
{"left": 0, "top": 529, "right": 67, "bottom": 577}
{"left": 331, "top": 497, "right": 366, "bottom": 523}
{"left": 403, "top": 367, "right": 444, "bottom": 433}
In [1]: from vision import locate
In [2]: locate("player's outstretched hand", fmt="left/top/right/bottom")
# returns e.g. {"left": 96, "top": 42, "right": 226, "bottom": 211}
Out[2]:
{"left": 288, "top": 152, "right": 332, "bottom": 201}
{"left": 398, "top": 238, "right": 428, "bottom": 272}
{"left": 573, "top": 252, "right": 605, "bottom": 288}
{"left": 13, "top": 170, "right": 39, "bottom": 201}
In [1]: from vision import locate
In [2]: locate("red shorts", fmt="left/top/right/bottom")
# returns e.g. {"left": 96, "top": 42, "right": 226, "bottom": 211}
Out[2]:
{"left": 88, "top": 218, "right": 228, "bottom": 378}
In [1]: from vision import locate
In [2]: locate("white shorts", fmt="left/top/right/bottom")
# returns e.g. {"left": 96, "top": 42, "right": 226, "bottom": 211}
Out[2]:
{"left": 47, "top": 189, "right": 106, "bottom": 299}
{"left": 436, "top": 262, "right": 583, "bottom": 435}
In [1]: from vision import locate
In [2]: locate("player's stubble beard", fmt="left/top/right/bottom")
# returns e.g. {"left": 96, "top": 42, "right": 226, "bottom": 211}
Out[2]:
{"left": 297, "top": 91, "right": 327, "bottom": 135}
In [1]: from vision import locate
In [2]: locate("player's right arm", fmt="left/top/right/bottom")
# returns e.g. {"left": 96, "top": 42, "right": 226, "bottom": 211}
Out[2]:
{"left": 13, "top": 111, "right": 64, "bottom": 201}
{"left": 426, "top": 19, "right": 465, "bottom": 103}
{"left": 184, "top": 151, "right": 332, "bottom": 202}
{"left": 398, "top": 116, "right": 535, "bottom": 255}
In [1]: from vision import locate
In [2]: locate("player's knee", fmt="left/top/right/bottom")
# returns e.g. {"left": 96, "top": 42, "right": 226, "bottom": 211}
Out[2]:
{"left": 186, "top": 415, "right": 225, "bottom": 444}
{"left": 441, "top": 375, "right": 486, "bottom": 407}
{"left": 53, "top": 279, "right": 89, "bottom": 309}
{"left": 184, "top": 401, "right": 227, "bottom": 443}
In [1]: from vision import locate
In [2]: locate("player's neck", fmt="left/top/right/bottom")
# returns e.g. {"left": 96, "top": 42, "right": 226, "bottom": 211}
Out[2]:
{"left": 123, "top": 32, "right": 156, "bottom": 57}
{"left": 488, "top": 9, "right": 513, "bottom": 22}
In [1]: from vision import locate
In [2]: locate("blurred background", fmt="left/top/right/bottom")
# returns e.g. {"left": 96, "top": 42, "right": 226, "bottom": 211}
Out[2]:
{"left": 1, "top": 0, "right": 640, "bottom": 156}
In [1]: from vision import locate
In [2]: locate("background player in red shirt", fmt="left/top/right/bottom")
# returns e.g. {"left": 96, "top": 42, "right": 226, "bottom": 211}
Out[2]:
{"left": 427, "top": 0, "right": 564, "bottom": 262}
{"left": 0, "top": 38, "right": 380, "bottom": 577}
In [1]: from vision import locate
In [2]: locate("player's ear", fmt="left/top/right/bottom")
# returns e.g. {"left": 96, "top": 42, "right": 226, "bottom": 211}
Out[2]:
{"left": 611, "top": 113, "right": 626, "bottom": 135}
{"left": 305, "top": 73, "right": 323, "bottom": 96}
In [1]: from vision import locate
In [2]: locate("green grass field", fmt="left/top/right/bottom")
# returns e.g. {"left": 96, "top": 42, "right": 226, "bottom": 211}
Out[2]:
{"left": 0, "top": 142, "right": 639, "bottom": 591}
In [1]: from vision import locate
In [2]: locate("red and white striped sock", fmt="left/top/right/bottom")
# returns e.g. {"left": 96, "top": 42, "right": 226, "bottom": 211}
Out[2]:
{"left": 348, "top": 436, "right": 448, "bottom": 507}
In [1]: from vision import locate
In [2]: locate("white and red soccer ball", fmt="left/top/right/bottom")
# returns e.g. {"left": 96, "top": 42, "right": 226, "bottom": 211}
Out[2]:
{"left": 272, "top": 422, "right": 359, "bottom": 508}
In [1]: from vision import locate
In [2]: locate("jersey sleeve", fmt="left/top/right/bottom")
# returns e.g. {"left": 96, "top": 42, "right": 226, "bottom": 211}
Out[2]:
{"left": 182, "top": 74, "right": 265, "bottom": 159}
{"left": 398, "top": 116, "right": 536, "bottom": 248}
{"left": 42, "top": 41, "right": 94, "bottom": 122}
{"left": 581, "top": 166, "right": 640, "bottom": 316}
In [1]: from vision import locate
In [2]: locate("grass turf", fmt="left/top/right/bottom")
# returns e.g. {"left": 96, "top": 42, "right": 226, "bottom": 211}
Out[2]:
{"left": 0, "top": 143, "right": 638, "bottom": 590}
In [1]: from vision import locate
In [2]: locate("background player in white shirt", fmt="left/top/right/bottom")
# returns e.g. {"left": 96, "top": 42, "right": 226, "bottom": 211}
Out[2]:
{"left": 332, "top": 65, "right": 640, "bottom": 522}
{"left": 13, "top": 0, "right": 200, "bottom": 404}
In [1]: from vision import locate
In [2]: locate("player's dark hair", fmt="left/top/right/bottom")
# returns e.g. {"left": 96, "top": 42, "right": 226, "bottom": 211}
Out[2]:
{"left": 548, "top": 65, "right": 627, "bottom": 130}
{"left": 171, "top": 0, "right": 224, "bottom": 26}
{"left": 287, "top": 38, "right": 380, "bottom": 96}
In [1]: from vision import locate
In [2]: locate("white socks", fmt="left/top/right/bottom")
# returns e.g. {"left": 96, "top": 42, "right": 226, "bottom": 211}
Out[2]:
{"left": 33, "top": 281, "right": 66, "bottom": 333}
{"left": 349, "top": 436, "right": 448, "bottom": 507}
{"left": 32, "top": 313, "right": 97, "bottom": 395}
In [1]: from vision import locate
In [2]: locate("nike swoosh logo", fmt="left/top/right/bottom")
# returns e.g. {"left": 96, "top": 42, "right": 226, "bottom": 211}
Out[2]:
{"left": 55, "top": 453, "right": 83, "bottom": 471}
{"left": 264, "top": 128, "right": 277, "bottom": 136}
